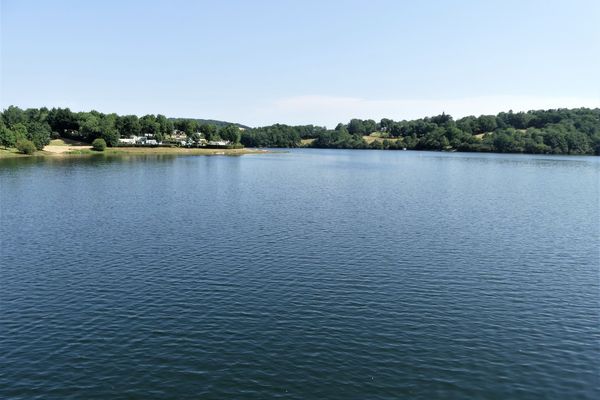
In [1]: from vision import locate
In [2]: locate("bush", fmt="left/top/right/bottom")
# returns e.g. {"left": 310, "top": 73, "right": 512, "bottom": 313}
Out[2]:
{"left": 26, "top": 121, "right": 52, "bottom": 150}
{"left": 92, "top": 138, "right": 107, "bottom": 151}
{"left": 16, "top": 139, "right": 37, "bottom": 155}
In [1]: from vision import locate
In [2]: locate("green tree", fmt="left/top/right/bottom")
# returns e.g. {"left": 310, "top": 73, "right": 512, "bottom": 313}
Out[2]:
{"left": 117, "top": 115, "right": 141, "bottom": 138}
{"left": 26, "top": 121, "right": 52, "bottom": 150}
{"left": 430, "top": 112, "right": 453, "bottom": 126}
{"left": 348, "top": 119, "right": 366, "bottom": 135}
{"left": 16, "top": 139, "right": 36, "bottom": 154}
{"left": 199, "top": 124, "right": 218, "bottom": 141}
{"left": 79, "top": 114, "right": 102, "bottom": 142}
{"left": 379, "top": 118, "right": 394, "bottom": 133}
{"left": 25, "top": 107, "right": 49, "bottom": 124}
{"left": 565, "top": 130, "right": 591, "bottom": 154}
{"left": 156, "top": 114, "right": 174, "bottom": 136}
{"left": 47, "top": 107, "right": 79, "bottom": 134}
{"left": 219, "top": 124, "right": 241, "bottom": 144}
{"left": 369, "top": 140, "right": 384, "bottom": 149}
{"left": 363, "top": 119, "right": 377, "bottom": 135}
{"left": 475, "top": 115, "right": 498, "bottom": 133}
{"left": 543, "top": 127, "right": 568, "bottom": 154}
{"left": 189, "top": 132, "right": 202, "bottom": 143}
{"left": 92, "top": 138, "right": 107, "bottom": 151}
{"left": 12, "top": 123, "right": 28, "bottom": 141}
{"left": 100, "top": 114, "right": 119, "bottom": 146}
{"left": 456, "top": 115, "right": 477, "bottom": 134}
{"left": 140, "top": 115, "right": 161, "bottom": 136}
{"left": 2, "top": 106, "right": 26, "bottom": 127}
{"left": 0, "top": 127, "right": 16, "bottom": 148}
{"left": 182, "top": 119, "right": 199, "bottom": 136}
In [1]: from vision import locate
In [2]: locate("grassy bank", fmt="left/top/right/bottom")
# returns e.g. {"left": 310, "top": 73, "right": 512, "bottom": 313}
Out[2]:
{"left": 0, "top": 142, "right": 269, "bottom": 159}
{"left": 0, "top": 147, "right": 28, "bottom": 158}
{"left": 67, "top": 146, "right": 266, "bottom": 156}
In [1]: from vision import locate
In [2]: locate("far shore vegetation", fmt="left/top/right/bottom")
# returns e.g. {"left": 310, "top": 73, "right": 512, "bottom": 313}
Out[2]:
{"left": 243, "top": 108, "right": 600, "bottom": 155}
{"left": 0, "top": 139, "right": 264, "bottom": 159}
{"left": 0, "top": 106, "right": 599, "bottom": 157}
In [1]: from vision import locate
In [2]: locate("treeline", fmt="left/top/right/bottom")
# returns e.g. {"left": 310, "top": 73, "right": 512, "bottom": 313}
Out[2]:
{"left": 0, "top": 106, "right": 242, "bottom": 150}
{"left": 171, "top": 117, "right": 249, "bottom": 130}
{"left": 2, "top": 106, "right": 599, "bottom": 155}
{"left": 242, "top": 108, "right": 600, "bottom": 155}
{"left": 169, "top": 118, "right": 241, "bottom": 143}
{"left": 240, "top": 124, "right": 327, "bottom": 147}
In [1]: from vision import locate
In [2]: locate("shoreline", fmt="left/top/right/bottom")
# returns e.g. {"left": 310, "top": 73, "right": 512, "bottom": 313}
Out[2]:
{"left": 0, "top": 146, "right": 271, "bottom": 159}
{"left": 2, "top": 145, "right": 596, "bottom": 160}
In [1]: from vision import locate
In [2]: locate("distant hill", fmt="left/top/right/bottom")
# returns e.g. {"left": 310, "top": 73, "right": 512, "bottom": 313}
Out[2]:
{"left": 169, "top": 117, "right": 250, "bottom": 129}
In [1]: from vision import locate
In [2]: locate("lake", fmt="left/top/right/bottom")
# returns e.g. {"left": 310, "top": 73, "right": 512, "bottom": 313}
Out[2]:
{"left": 1, "top": 149, "right": 599, "bottom": 399}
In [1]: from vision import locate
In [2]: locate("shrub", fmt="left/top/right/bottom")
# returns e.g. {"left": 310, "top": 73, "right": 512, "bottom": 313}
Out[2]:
{"left": 16, "top": 139, "right": 36, "bottom": 155}
{"left": 92, "top": 138, "right": 107, "bottom": 151}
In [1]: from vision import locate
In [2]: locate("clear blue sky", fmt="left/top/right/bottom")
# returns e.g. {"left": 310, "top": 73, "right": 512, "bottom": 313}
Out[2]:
{"left": 1, "top": 0, "right": 599, "bottom": 127}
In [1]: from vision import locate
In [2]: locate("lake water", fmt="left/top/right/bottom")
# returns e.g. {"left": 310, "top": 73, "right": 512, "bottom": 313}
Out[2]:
{"left": 1, "top": 149, "right": 599, "bottom": 399}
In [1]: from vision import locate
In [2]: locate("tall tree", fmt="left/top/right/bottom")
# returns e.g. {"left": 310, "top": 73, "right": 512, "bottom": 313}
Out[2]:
{"left": 156, "top": 114, "right": 174, "bottom": 136}
{"left": 26, "top": 121, "right": 52, "bottom": 150}
{"left": 219, "top": 124, "right": 241, "bottom": 144}
{"left": 48, "top": 108, "right": 79, "bottom": 134}
{"left": 2, "top": 106, "right": 26, "bottom": 127}
{"left": 117, "top": 115, "right": 141, "bottom": 138}
{"left": 199, "top": 124, "right": 218, "bottom": 141}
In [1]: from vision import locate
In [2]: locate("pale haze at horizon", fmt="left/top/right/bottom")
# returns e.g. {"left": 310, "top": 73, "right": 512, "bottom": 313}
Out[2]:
{"left": 1, "top": 0, "right": 599, "bottom": 128}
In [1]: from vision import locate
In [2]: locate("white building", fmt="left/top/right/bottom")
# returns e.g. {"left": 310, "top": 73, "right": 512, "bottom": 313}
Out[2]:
{"left": 118, "top": 136, "right": 160, "bottom": 146}
{"left": 208, "top": 140, "right": 231, "bottom": 146}
{"left": 118, "top": 137, "right": 137, "bottom": 145}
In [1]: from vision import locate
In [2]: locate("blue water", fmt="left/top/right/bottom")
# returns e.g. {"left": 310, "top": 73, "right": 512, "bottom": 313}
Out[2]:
{"left": 1, "top": 149, "right": 599, "bottom": 399}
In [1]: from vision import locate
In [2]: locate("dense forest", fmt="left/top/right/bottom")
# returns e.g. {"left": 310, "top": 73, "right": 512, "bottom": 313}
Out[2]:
{"left": 242, "top": 108, "right": 600, "bottom": 155}
{"left": 170, "top": 117, "right": 250, "bottom": 130}
{"left": 1, "top": 106, "right": 599, "bottom": 155}
{"left": 0, "top": 106, "right": 242, "bottom": 151}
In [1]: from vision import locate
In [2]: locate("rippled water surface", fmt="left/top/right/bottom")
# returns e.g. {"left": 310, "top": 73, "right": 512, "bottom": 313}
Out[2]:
{"left": 1, "top": 150, "right": 599, "bottom": 399}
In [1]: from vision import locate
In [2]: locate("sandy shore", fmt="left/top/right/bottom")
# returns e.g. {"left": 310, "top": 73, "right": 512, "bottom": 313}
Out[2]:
{"left": 98, "top": 147, "right": 267, "bottom": 156}
{"left": 0, "top": 144, "right": 271, "bottom": 159}
{"left": 44, "top": 144, "right": 93, "bottom": 154}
